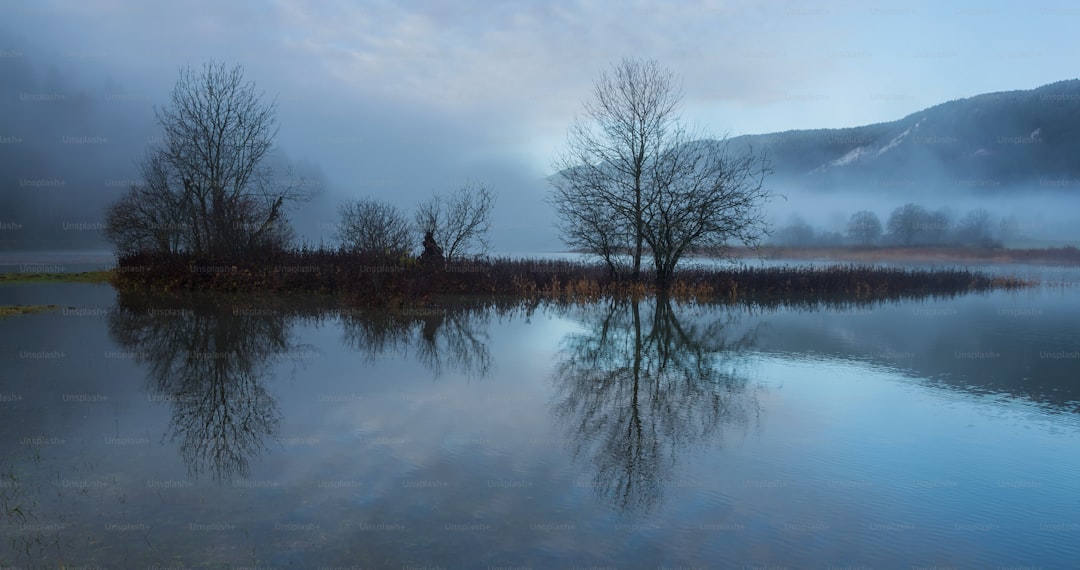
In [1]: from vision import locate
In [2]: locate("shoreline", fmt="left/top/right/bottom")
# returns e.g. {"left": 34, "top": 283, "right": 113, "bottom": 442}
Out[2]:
{"left": 0, "top": 253, "right": 1037, "bottom": 309}
{"left": 0, "top": 270, "right": 114, "bottom": 285}
{"left": 0, "top": 304, "right": 63, "bottom": 319}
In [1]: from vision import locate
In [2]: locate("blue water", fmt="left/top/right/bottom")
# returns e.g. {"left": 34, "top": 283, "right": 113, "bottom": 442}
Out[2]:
{"left": 1, "top": 263, "right": 1079, "bottom": 568}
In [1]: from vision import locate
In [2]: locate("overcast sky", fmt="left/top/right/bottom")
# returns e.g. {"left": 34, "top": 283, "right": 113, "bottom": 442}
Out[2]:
{"left": 3, "top": 0, "right": 1078, "bottom": 250}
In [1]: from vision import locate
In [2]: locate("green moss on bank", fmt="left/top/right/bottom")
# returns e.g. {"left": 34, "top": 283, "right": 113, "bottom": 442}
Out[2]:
{"left": 0, "top": 270, "right": 114, "bottom": 285}
{"left": 0, "top": 304, "right": 62, "bottom": 318}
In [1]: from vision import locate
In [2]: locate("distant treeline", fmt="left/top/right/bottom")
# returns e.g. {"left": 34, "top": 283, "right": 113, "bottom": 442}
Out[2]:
{"left": 772, "top": 203, "right": 1029, "bottom": 248}
{"left": 736, "top": 245, "right": 1080, "bottom": 266}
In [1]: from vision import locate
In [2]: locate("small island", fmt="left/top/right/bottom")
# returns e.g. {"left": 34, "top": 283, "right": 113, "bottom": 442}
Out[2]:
{"left": 68, "top": 60, "right": 1033, "bottom": 309}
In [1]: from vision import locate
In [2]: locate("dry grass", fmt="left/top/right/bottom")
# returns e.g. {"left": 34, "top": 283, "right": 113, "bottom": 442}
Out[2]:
{"left": 0, "top": 304, "right": 62, "bottom": 318}
{"left": 110, "top": 249, "right": 1036, "bottom": 308}
{"left": 0, "top": 270, "right": 114, "bottom": 285}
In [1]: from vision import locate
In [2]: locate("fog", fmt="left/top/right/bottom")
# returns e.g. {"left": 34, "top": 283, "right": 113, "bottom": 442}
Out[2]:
{"left": 2, "top": 1, "right": 1079, "bottom": 256}
{"left": 767, "top": 182, "right": 1080, "bottom": 247}
{"left": 0, "top": 9, "right": 559, "bottom": 254}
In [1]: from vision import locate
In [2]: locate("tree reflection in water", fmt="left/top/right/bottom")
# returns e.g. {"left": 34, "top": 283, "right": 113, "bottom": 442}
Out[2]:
{"left": 340, "top": 304, "right": 496, "bottom": 379}
{"left": 108, "top": 293, "right": 510, "bottom": 480}
{"left": 552, "top": 296, "right": 761, "bottom": 512}
{"left": 108, "top": 292, "right": 296, "bottom": 481}
{"left": 108, "top": 288, "right": 759, "bottom": 512}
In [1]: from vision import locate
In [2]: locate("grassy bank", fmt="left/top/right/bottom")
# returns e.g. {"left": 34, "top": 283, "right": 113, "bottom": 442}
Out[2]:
{"left": 0, "top": 270, "right": 114, "bottom": 284}
{"left": 110, "top": 250, "right": 1034, "bottom": 307}
{"left": 668, "top": 264, "right": 1030, "bottom": 308}
{"left": 0, "top": 304, "right": 62, "bottom": 318}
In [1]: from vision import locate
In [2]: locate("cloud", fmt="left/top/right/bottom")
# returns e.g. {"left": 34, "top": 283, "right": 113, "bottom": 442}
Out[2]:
{"left": 2, "top": 0, "right": 1078, "bottom": 251}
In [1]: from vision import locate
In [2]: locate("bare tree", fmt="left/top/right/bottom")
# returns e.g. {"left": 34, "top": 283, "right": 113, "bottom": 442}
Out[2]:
{"left": 104, "top": 61, "right": 311, "bottom": 257}
{"left": 923, "top": 207, "right": 952, "bottom": 245}
{"left": 104, "top": 152, "right": 185, "bottom": 255}
{"left": 550, "top": 58, "right": 681, "bottom": 281}
{"left": 336, "top": 197, "right": 412, "bottom": 257}
{"left": 847, "top": 210, "right": 882, "bottom": 246}
{"left": 550, "top": 57, "right": 771, "bottom": 288}
{"left": 415, "top": 181, "right": 495, "bottom": 261}
{"left": 886, "top": 203, "right": 929, "bottom": 246}
{"left": 773, "top": 214, "right": 816, "bottom": 247}
{"left": 954, "top": 208, "right": 997, "bottom": 247}
{"left": 645, "top": 135, "right": 771, "bottom": 287}
{"left": 551, "top": 170, "right": 632, "bottom": 279}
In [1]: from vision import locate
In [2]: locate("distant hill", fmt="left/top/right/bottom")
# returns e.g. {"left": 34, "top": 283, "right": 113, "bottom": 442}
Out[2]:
{"left": 726, "top": 79, "right": 1080, "bottom": 192}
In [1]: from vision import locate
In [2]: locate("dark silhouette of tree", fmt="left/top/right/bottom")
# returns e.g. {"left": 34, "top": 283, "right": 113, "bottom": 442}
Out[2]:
{"left": 104, "top": 152, "right": 187, "bottom": 254}
{"left": 104, "top": 61, "right": 312, "bottom": 256}
{"left": 646, "top": 138, "right": 771, "bottom": 287}
{"left": 550, "top": 297, "right": 760, "bottom": 512}
{"left": 551, "top": 58, "right": 680, "bottom": 281}
{"left": 419, "top": 230, "right": 445, "bottom": 267}
{"left": 550, "top": 58, "right": 771, "bottom": 287}
{"left": 415, "top": 181, "right": 495, "bottom": 261}
{"left": 336, "top": 197, "right": 412, "bottom": 257}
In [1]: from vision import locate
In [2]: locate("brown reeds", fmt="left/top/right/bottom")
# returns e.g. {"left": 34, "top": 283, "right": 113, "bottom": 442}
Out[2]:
{"left": 112, "top": 248, "right": 1035, "bottom": 308}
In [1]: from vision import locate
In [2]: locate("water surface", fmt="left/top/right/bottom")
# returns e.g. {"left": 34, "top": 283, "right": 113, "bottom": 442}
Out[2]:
{"left": 1, "top": 269, "right": 1079, "bottom": 568}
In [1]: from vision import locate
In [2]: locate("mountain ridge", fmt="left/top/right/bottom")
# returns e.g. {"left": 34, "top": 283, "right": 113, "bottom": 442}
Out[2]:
{"left": 723, "top": 79, "right": 1080, "bottom": 191}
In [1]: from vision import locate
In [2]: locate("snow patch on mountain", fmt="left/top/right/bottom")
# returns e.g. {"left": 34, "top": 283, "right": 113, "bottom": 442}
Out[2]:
{"left": 876, "top": 127, "right": 911, "bottom": 156}
{"left": 829, "top": 145, "right": 871, "bottom": 167}
{"left": 811, "top": 123, "right": 915, "bottom": 173}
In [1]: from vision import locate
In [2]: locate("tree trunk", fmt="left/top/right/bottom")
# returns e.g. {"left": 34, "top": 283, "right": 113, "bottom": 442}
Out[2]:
{"left": 654, "top": 257, "right": 675, "bottom": 292}
{"left": 632, "top": 222, "right": 643, "bottom": 282}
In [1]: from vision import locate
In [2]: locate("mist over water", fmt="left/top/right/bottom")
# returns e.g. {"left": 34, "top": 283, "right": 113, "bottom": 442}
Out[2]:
{"left": 767, "top": 182, "right": 1080, "bottom": 247}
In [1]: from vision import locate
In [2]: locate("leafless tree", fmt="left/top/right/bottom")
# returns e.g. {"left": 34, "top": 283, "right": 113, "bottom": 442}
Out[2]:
{"left": 336, "top": 197, "right": 412, "bottom": 257}
{"left": 550, "top": 58, "right": 771, "bottom": 288}
{"left": 414, "top": 181, "right": 495, "bottom": 261}
{"left": 886, "top": 203, "right": 929, "bottom": 246}
{"left": 550, "top": 170, "right": 632, "bottom": 279}
{"left": 104, "top": 61, "right": 311, "bottom": 256}
{"left": 954, "top": 208, "right": 997, "bottom": 247}
{"left": 645, "top": 135, "right": 771, "bottom": 287}
{"left": 104, "top": 152, "right": 185, "bottom": 255}
{"left": 847, "top": 210, "right": 882, "bottom": 246}
{"left": 550, "top": 58, "right": 681, "bottom": 281}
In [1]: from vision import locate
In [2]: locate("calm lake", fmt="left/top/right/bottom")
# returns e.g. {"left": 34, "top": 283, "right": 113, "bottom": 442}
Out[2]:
{"left": 2, "top": 263, "right": 1079, "bottom": 568}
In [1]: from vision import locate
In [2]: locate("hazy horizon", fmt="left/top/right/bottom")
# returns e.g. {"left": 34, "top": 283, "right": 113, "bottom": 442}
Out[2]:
{"left": 3, "top": 0, "right": 1080, "bottom": 253}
